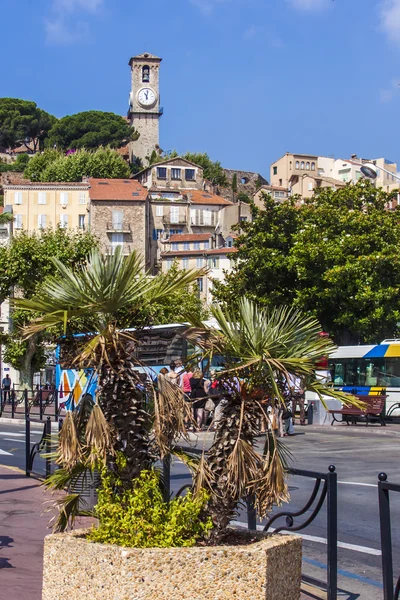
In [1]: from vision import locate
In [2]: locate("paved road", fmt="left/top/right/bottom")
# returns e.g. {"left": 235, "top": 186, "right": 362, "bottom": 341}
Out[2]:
{"left": 1, "top": 420, "right": 399, "bottom": 598}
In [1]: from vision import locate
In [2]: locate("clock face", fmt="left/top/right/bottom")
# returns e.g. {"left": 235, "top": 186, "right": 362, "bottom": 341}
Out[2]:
{"left": 138, "top": 88, "right": 157, "bottom": 107}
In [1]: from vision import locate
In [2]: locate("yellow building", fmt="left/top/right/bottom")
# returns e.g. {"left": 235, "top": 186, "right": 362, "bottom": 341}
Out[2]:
{"left": 3, "top": 181, "right": 90, "bottom": 232}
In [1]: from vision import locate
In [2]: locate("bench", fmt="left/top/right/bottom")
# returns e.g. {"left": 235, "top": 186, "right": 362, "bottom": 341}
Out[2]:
{"left": 328, "top": 395, "right": 386, "bottom": 426}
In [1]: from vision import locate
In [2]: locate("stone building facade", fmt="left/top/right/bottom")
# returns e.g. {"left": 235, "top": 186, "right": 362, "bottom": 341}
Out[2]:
{"left": 128, "top": 53, "right": 163, "bottom": 163}
{"left": 88, "top": 178, "right": 149, "bottom": 267}
{"left": 218, "top": 169, "right": 268, "bottom": 202}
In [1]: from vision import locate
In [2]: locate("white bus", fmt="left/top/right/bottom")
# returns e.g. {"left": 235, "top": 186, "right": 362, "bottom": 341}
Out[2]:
{"left": 328, "top": 340, "right": 400, "bottom": 418}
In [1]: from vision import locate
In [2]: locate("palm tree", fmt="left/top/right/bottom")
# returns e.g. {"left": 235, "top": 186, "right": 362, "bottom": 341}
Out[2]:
{"left": 186, "top": 298, "right": 358, "bottom": 542}
{"left": 15, "top": 247, "right": 205, "bottom": 485}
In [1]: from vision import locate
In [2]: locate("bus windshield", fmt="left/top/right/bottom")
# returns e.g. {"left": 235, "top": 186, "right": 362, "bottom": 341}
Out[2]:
{"left": 329, "top": 357, "right": 400, "bottom": 387}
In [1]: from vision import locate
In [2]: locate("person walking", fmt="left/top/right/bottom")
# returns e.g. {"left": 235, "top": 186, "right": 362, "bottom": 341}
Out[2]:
{"left": 190, "top": 368, "right": 207, "bottom": 431}
{"left": 289, "top": 374, "right": 306, "bottom": 426}
{"left": 166, "top": 361, "right": 179, "bottom": 385}
{"left": 2, "top": 374, "right": 12, "bottom": 404}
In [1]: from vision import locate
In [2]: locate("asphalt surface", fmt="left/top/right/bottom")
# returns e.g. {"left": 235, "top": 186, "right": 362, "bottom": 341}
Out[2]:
{"left": 1, "top": 420, "right": 399, "bottom": 599}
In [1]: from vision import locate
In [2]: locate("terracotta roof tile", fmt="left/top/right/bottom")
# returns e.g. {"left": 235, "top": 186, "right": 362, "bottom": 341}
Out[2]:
{"left": 161, "top": 247, "right": 237, "bottom": 257}
{"left": 169, "top": 233, "right": 211, "bottom": 243}
{"left": 187, "top": 190, "right": 232, "bottom": 206}
{"left": 89, "top": 178, "right": 147, "bottom": 201}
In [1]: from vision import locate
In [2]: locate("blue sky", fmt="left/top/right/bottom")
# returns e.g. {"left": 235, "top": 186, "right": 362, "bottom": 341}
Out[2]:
{"left": 2, "top": 0, "right": 400, "bottom": 178}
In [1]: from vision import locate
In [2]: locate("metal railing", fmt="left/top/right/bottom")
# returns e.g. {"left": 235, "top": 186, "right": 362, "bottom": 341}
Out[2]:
{"left": 0, "top": 387, "right": 60, "bottom": 421}
{"left": 106, "top": 222, "right": 131, "bottom": 233}
{"left": 378, "top": 472, "right": 400, "bottom": 600}
{"left": 263, "top": 465, "right": 338, "bottom": 600}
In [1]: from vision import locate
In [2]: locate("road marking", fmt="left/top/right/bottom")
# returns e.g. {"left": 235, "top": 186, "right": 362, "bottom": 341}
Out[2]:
{"left": 3, "top": 438, "right": 25, "bottom": 443}
{"left": 0, "top": 432, "right": 24, "bottom": 437}
{"left": 232, "top": 521, "right": 382, "bottom": 556}
{"left": 338, "top": 481, "right": 377, "bottom": 488}
{"left": 303, "top": 557, "right": 383, "bottom": 589}
{"left": 0, "top": 449, "right": 13, "bottom": 455}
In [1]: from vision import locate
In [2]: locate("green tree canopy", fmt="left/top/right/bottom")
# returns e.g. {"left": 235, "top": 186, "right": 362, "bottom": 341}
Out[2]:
{"left": 213, "top": 181, "right": 400, "bottom": 344}
{"left": 0, "top": 228, "right": 98, "bottom": 385}
{"left": 182, "top": 152, "right": 227, "bottom": 186}
{"left": 24, "top": 148, "right": 130, "bottom": 182}
{"left": 0, "top": 98, "right": 56, "bottom": 151}
{"left": 46, "top": 110, "right": 138, "bottom": 150}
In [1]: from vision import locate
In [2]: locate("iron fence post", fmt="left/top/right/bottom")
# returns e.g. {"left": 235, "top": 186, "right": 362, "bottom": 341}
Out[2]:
{"left": 162, "top": 454, "right": 171, "bottom": 503}
{"left": 25, "top": 415, "right": 31, "bottom": 477}
{"left": 11, "top": 389, "right": 15, "bottom": 418}
{"left": 39, "top": 390, "right": 43, "bottom": 421}
{"left": 379, "top": 473, "right": 394, "bottom": 600}
{"left": 327, "top": 465, "right": 338, "bottom": 600}
{"left": 54, "top": 390, "right": 59, "bottom": 422}
{"left": 45, "top": 416, "right": 52, "bottom": 478}
{"left": 58, "top": 417, "right": 63, "bottom": 432}
{"left": 246, "top": 494, "right": 257, "bottom": 531}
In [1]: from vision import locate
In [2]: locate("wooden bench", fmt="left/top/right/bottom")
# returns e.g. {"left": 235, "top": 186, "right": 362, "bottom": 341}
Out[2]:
{"left": 328, "top": 395, "right": 386, "bottom": 426}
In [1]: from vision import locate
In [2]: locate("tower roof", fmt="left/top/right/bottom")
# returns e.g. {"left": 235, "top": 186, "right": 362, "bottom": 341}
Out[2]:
{"left": 129, "top": 52, "right": 162, "bottom": 65}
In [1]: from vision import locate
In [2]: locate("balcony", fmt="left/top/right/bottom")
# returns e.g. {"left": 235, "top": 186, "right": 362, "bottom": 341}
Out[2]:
{"left": 106, "top": 222, "right": 132, "bottom": 233}
{"left": 105, "top": 244, "right": 132, "bottom": 256}
{"left": 162, "top": 215, "right": 187, "bottom": 225}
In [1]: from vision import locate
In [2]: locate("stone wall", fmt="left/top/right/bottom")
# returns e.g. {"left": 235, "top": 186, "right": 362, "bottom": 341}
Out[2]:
{"left": 89, "top": 200, "right": 148, "bottom": 267}
{"left": 42, "top": 529, "right": 302, "bottom": 600}
{"left": 219, "top": 169, "right": 268, "bottom": 202}
{"left": 130, "top": 113, "right": 160, "bottom": 163}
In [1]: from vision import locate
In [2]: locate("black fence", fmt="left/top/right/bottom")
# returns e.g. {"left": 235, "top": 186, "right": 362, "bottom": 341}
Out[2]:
{"left": 379, "top": 472, "right": 400, "bottom": 600}
{"left": 0, "top": 387, "right": 61, "bottom": 421}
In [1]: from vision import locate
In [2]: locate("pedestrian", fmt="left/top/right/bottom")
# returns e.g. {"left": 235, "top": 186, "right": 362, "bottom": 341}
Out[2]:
{"left": 2, "top": 373, "right": 12, "bottom": 404}
{"left": 282, "top": 400, "right": 294, "bottom": 436}
{"left": 289, "top": 375, "right": 306, "bottom": 426}
{"left": 190, "top": 368, "right": 207, "bottom": 431}
{"left": 166, "top": 361, "right": 179, "bottom": 385}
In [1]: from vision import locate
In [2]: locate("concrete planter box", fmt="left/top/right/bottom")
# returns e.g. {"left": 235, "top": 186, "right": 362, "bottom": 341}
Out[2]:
{"left": 42, "top": 529, "right": 302, "bottom": 600}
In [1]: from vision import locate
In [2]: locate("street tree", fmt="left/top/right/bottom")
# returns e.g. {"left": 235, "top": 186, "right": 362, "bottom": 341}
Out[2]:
{"left": 213, "top": 181, "right": 400, "bottom": 344}
{"left": 0, "top": 228, "right": 98, "bottom": 386}
{"left": 0, "top": 98, "right": 56, "bottom": 151}
{"left": 24, "top": 148, "right": 130, "bottom": 182}
{"left": 46, "top": 110, "right": 138, "bottom": 150}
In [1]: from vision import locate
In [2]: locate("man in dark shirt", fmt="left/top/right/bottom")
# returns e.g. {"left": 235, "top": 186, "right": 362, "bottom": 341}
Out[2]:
{"left": 2, "top": 374, "right": 12, "bottom": 404}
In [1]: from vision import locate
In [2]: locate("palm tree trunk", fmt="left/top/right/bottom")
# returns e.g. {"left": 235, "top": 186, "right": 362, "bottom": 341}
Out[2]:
{"left": 97, "top": 347, "right": 153, "bottom": 487}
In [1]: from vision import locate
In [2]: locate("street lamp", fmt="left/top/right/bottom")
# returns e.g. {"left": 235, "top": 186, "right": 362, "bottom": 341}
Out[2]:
{"left": 360, "top": 162, "right": 400, "bottom": 183}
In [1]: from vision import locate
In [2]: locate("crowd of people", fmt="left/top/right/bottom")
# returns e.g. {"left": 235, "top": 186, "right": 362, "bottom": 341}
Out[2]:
{"left": 157, "top": 360, "right": 307, "bottom": 436}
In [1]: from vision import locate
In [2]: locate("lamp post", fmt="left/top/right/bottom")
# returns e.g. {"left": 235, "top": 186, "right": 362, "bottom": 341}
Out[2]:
{"left": 360, "top": 162, "right": 400, "bottom": 183}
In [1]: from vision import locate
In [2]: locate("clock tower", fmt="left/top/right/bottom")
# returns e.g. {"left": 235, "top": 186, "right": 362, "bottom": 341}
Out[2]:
{"left": 128, "top": 52, "right": 162, "bottom": 163}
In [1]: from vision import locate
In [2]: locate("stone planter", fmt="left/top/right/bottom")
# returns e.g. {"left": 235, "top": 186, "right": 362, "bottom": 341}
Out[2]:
{"left": 42, "top": 529, "right": 302, "bottom": 600}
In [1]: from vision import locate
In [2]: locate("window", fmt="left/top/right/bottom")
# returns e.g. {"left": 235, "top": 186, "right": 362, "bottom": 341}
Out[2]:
{"left": 196, "top": 257, "right": 204, "bottom": 268}
{"left": 185, "top": 169, "right": 195, "bottom": 181}
{"left": 290, "top": 161, "right": 292, "bottom": 170}
{"left": 60, "top": 192, "right": 68, "bottom": 207}
{"left": 295, "top": 161, "right": 299, "bottom": 169}
{"left": 184, "top": 242, "right": 190, "bottom": 250}
{"left": 279, "top": 179, "right": 282, "bottom": 186}
{"left": 111, "top": 233, "right": 123, "bottom": 251}
{"left": 153, "top": 228, "right": 163, "bottom": 240}
{"left": 300, "top": 161, "right": 305, "bottom": 169}
{"left": 112, "top": 210, "right": 124, "bottom": 230}
{"left": 203, "top": 241, "right": 209, "bottom": 249}
{"left": 172, "top": 242, "right": 179, "bottom": 251}
{"left": 142, "top": 65, "right": 150, "bottom": 83}
{"left": 38, "top": 192, "right": 47, "bottom": 205}
{"left": 203, "top": 210, "right": 212, "bottom": 226}
{"left": 79, "top": 192, "right": 87, "bottom": 205}
{"left": 227, "top": 239, "right": 233, "bottom": 248}
{"left": 311, "top": 162, "right": 315, "bottom": 171}
{"left": 273, "top": 166, "right": 278, "bottom": 175}
{"left": 171, "top": 168, "right": 181, "bottom": 180}
{"left": 274, "top": 191, "right": 285, "bottom": 198}
{"left": 14, "top": 192, "right": 22, "bottom": 205}
{"left": 14, "top": 214, "right": 22, "bottom": 229}
{"left": 306, "top": 162, "right": 310, "bottom": 170}
{"left": 157, "top": 167, "right": 167, "bottom": 179}
{"left": 240, "top": 216, "right": 247, "bottom": 222}
{"left": 166, "top": 258, "right": 173, "bottom": 271}
{"left": 60, "top": 214, "right": 68, "bottom": 229}
{"left": 170, "top": 206, "right": 179, "bottom": 224}
{"left": 38, "top": 214, "right": 46, "bottom": 229}
{"left": 241, "top": 177, "right": 249, "bottom": 184}
{"left": 197, "top": 277, "right": 203, "bottom": 293}
{"left": 182, "top": 258, "right": 189, "bottom": 269}
{"left": 208, "top": 257, "right": 219, "bottom": 269}
{"left": 156, "top": 205, "right": 163, "bottom": 217}
{"left": 79, "top": 215, "right": 85, "bottom": 230}
{"left": 308, "top": 183, "right": 313, "bottom": 191}
{"left": 170, "top": 229, "right": 182, "bottom": 235}
{"left": 194, "top": 242, "right": 200, "bottom": 250}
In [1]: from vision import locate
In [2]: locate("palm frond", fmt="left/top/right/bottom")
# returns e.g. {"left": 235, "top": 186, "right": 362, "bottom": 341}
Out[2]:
{"left": 56, "top": 411, "right": 82, "bottom": 470}
{"left": 85, "top": 404, "right": 114, "bottom": 466}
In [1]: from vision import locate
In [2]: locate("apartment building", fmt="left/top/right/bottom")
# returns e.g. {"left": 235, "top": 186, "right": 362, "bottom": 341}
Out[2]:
{"left": 88, "top": 178, "right": 149, "bottom": 265}
{"left": 160, "top": 232, "right": 236, "bottom": 303}
{"left": 135, "top": 157, "right": 204, "bottom": 192}
{"left": 3, "top": 181, "right": 90, "bottom": 232}
{"left": 270, "top": 153, "right": 318, "bottom": 188}
{"left": 254, "top": 185, "right": 289, "bottom": 208}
